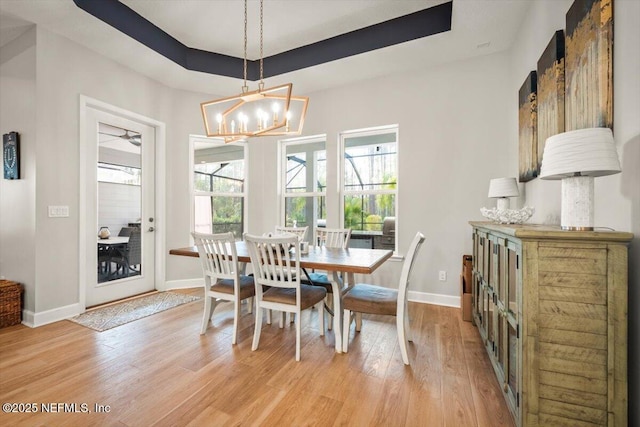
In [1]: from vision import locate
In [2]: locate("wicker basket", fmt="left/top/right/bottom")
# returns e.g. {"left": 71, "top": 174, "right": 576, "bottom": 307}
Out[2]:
{"left": 0, "top": 280, "right": 22, "bottom": 328}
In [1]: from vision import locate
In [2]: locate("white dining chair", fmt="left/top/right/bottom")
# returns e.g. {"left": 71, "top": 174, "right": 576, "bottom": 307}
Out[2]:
{"left": 302, "top": 228, "right": 352, "bottom": 329}
{"left": 274, "top": 225, "right": 308, "bottom": 242}
{"left": 244, "top": 232, "right": 326, "bottom": 361}
{"left": 342, "top": 231, "right": 425, "bottom": 365}
{"left": 192, "top": 232, "right": 255, "bottom": 345}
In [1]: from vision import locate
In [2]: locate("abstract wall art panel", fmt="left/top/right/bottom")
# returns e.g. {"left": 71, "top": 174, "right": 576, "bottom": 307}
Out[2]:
{"left": 518, "top": 71, "right": 537, "bottom": 182}
{"left": 537, "top": 30, "right": 565, "bottom": 175}
{"left": 565, "top": 0, "right": 613, "bottom": 130}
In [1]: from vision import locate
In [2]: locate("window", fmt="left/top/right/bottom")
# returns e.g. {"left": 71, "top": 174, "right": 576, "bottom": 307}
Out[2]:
{"left": 280, "top": 136, "right": 326, "bottom": 238}
{"left": 192, "top": 137, "right": 247, "bottom": 239}
{"left": 341, "top": 126, "right": 398, "bottom": 248}
{"left": 98, "top": 162, "right": 141, "bottom": 185}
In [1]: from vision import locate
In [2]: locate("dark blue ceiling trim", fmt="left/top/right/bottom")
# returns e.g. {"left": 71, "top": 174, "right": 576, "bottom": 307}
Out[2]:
{"left": 73, "top": 0, "right": 452, "bottom": 81}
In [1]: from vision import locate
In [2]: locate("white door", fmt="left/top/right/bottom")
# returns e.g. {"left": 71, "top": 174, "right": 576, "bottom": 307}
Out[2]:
{"left": 85, "top": 107, "right": 156, "bottom": 306}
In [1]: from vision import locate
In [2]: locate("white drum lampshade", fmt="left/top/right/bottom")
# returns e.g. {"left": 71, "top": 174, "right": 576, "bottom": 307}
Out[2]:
{"left": 488, "top": 177, "right": 519, "bottom": 210}
{"left": 539, "top": 127, "right": 621, "bottom": 230}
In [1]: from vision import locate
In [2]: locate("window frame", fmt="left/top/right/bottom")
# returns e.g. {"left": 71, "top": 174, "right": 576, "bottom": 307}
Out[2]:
{"left": 189, "top": 135, "right": 248, "bottom": 241}
{"left": 278, "top": 134, "right": 327, "bottom": 231}
{"left": 339, "top": 125, "right": 399, "bottom": 251}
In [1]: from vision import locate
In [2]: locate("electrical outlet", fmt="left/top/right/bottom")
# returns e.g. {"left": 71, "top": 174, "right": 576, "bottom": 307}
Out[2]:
{"left": 439, "top": 271, "right": 447, "bottom": 281}
{"left": 48, "top": 205, "right": 69, "bottom": 217}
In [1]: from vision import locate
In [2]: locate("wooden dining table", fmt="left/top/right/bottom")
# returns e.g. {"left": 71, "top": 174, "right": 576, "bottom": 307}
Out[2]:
{"left": 169, "top": 241, "right": 393, "bottom": 353}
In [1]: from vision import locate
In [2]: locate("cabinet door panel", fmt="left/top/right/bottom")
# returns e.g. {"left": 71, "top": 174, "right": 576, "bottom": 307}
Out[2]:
{"left": 507, "top": 245, "right": 518, "bottom": 316}
{"left": 507, "top": 321, "right": 518, "bottom": 404}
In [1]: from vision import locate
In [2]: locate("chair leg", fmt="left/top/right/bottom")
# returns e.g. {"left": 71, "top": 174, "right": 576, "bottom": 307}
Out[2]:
{"left": 326, "top": 296, "right": 333, "bottom": 331}
{"left": 266, "top": 309, "right": 272, "bottom": 325}
{"left": 200, "top": 294, "right": 213, "bottom": 335}
{"left": 295, "top": 311, "right": 301, "bottom": 361}
{"left": 396, "top": 313, "right": 410, "bottom": 365}
{"left": 279, "top": 312, "right": 286, "bottom": 328}
{"left": 342, "top": 308, "right": 351, "bottom": 353}
{"left": 252, "top": 306, "right": 264, "bottom": 351}
{"left": 232, "top": 299, "right": 241, "bottom": 345}
{"left": 405, "top": 309, "right": 413, "bottom": 342}
{"left": 317, "top": 302, "right": 325, "bottom": 336}
{"left": 355, "top": 312, "right": 362, "bottom": 332}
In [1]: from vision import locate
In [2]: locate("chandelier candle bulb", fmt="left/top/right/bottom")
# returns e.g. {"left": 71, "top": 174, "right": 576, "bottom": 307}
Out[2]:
{"left": 272, "top": 102, "right": 280, "bottom": 125}
{"left": 216, "top": 114, "right": 223, "bottom": 134}
{"left": 257, "top": 110, "right": 264, "bottom": 130}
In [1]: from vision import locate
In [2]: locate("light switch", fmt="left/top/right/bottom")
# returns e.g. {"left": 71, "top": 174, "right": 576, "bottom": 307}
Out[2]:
{"left": 48, "top": 205, "right": 69, "bottom": 217}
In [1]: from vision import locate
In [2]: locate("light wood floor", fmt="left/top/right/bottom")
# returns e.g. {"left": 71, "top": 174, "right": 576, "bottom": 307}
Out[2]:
{"left": 0, "top": 288, "right": 514, "bottom": 426}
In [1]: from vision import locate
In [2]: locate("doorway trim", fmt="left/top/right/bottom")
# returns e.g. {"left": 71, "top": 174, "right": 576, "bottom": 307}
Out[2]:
{"left": 79, "top": 95, "right": 166, "bottom": 310}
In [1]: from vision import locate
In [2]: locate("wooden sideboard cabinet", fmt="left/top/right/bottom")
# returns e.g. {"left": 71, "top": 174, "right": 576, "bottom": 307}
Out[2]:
{"left": 469, "top": 222, "right": 632, "bottom": 427}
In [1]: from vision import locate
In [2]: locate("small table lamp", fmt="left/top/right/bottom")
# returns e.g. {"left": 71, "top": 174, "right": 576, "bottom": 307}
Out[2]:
{"left": 488, "top": 177, "right": 519, "bottom": 210}
{"left": 539, "top": 127, "right": 621, "bottom": 231}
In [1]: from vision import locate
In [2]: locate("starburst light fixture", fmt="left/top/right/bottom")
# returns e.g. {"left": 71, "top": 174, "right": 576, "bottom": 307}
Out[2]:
{"left": 201, "top": 0, "right": 309, "bottom": 143}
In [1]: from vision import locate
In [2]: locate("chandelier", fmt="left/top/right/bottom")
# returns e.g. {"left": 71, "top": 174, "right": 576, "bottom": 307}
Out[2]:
{"left": 201, "top": 0, "right": 309, "bottom": 143}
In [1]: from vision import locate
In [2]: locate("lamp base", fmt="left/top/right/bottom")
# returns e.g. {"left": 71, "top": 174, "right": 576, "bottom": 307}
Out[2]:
{"left": 561, "top": 175, "right": 594, "bottom": 231}
{"left": 561, "top": 225, "right": 595, "bottom": 231}
{"left": 496, "top": 198, "right": 510, "bottom": 211}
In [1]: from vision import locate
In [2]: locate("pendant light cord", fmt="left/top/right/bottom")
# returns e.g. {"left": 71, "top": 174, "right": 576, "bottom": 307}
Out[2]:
{"left": 259, "top": 0, "right": 264, "bottom": 90}
{"left": 242, "top": 0, "right": 248, "bottom": 93}
{"left": 242, "top": 0, "right": 264, "bottom": 92}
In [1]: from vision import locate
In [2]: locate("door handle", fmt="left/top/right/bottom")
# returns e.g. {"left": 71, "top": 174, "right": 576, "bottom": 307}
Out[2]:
{"left": 148, "top": 227, "right": 155, "bottom": 232}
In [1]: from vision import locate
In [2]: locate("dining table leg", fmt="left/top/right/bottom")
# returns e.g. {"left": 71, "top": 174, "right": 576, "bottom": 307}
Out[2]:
{"left": 331, "top": 271, "right": 343, "bottom": 353}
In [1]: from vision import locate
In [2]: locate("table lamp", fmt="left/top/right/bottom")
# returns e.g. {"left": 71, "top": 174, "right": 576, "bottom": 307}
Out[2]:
{"left": 488, "top": 177, "right": 519, "bottom": 210}
{"left": 539, "top": 127, "right": 621, "bottom": 231}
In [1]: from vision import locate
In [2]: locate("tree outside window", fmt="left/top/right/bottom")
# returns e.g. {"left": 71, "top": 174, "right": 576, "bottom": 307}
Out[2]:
{"left": 343, "top": 129, "right": 397, "bottom": 233}
{"left": 281, "top": 137, "right": 326, "bottom": 239}
{"left": 193, "top": 141, "right": 246, "bottom": 239}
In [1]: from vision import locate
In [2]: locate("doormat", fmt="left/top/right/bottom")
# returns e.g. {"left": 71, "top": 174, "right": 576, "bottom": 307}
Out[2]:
{"left": 69, "top": 292, "right": 200, "bottom": 332}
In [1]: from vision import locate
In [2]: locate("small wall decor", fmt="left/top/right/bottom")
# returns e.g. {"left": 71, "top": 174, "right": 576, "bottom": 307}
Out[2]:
{"left": 3, "top": 131, "right": 20, "bottom": 180}
{"left": 537, "top": 30, "right": 565, "bottom": 175}
{"left": 518, "top": 71, "right": 537, "bottom": 182}
{"left": 565, "top": 0, "right": 613, "bottom": 130}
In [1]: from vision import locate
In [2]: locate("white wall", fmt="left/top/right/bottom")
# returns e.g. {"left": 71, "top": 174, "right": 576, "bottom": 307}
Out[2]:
{"left": 0, "top": 26, "right": 212, "bottom": 317}
{"left": 246, "top": 51, "right": 513, "bottom": 304}
{"left": 0, "top": 28, "right": 37, "bottom": 312}
{"left": 509, "top": 0, "right": 639, "bottom": 233}
{"left": 509, "top": 0, "right": 640, "bottom": 423}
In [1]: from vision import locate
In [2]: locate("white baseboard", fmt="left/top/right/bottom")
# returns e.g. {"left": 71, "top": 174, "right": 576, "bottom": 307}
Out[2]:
{"left": 20, "top": 280, "right": 203, "bottom": 328}
{"left": 22, "top": 302, "right": 84, "bottom": 328}
{"left": 161, "top": 278, "right": 203, "bottom": 292}
{"left": 408, "top": 290, "right": 461, "bottom": 308}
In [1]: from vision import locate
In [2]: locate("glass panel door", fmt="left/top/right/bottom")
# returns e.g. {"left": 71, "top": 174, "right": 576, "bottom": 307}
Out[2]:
{"left": 97, "top": 123, "right": 142, "bottom": 283}
{"left": 85, "top": 106, "right": 156, "bottom": 308}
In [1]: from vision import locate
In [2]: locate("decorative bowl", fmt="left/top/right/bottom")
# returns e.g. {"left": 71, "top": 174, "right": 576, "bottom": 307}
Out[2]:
{"left": 480, "top": 206, "right": 535, "bottom": 224}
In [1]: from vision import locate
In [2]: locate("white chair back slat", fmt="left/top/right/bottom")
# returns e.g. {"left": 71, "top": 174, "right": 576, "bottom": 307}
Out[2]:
{"left": 315, "top": 228, "right": 352, "bottom": 249}
{"left": 274, "top": 226, "right": 308, "bottom": 242}
{"left": 192, "top": 232, "right": 238, "bottom": 282}
{"left": 245, "top": 233, "right": 301, "bottom": 292}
